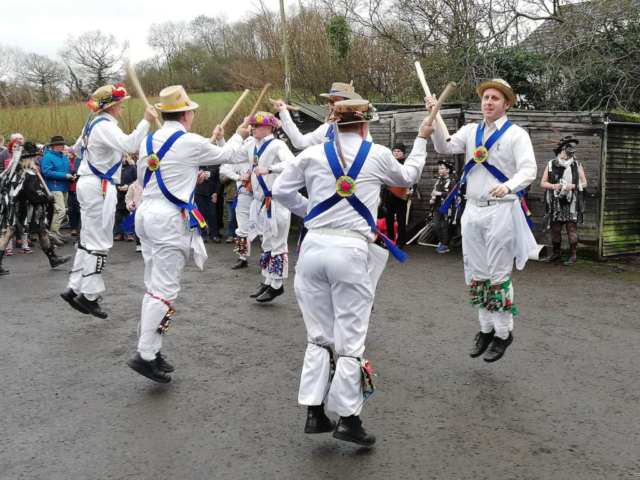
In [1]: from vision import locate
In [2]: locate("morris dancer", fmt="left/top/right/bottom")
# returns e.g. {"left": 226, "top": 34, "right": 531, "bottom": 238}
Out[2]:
{"left": 239, "top": 111, "right": 295, "bottom": 303}
{"left": 0, "top": 142, "right": 71, "bottom": 275}
{"left": 273, "top": 82, "right": 371, "bottom": 148}
{"left": 427, "top": 79, "right": 537, "bottom": 363}
{"left": 60, "top": 83, "right": 157, "bottom": 319}
{"left": 126, "top": 85, "right": 250, "bottom": 383}
{"left": 220, "top": 161, "right": 253, "bottom": 269}
{"left": 541, "top": 135, "right": 587, "bottom": 266}
{"left": 273, "top": 99, "right": 434, "bottom": 446}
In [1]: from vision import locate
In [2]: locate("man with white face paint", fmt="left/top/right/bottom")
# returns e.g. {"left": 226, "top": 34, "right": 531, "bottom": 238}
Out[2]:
{"left": 426, "top": 79, "right": 537, "bottom": 363}
{"left": 273, "top": 82, "right": 372, "bottom": 148}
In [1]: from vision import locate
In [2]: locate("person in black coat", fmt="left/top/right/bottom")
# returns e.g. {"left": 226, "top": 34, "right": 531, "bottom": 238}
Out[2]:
{"left": 382, "top": 143, "right": 413, "bottom": 248}
{"left": 194, "top": 165, "right": 222, "bottom": 243}
{"left": 114, "top": 155, "right": 138, "bottom": 241}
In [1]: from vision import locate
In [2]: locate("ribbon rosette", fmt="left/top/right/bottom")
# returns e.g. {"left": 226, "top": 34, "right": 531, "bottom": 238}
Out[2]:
{"left": 473, "top": 146, "right": 488, "bottom": 163}
{"left": 336, "top": 176, "right": 356, "bottom": 197}
{"left": 147, "top": 153, "right": 160, "bottom": 171}
{"left": 253, "top": 154, "right": 259, "bottom": 166}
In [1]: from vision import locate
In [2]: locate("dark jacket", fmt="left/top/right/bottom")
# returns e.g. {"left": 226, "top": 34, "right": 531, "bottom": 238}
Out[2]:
{"left": 40, "top": 148, "right": 72, "bottom": 192}
{"left": 195, "top": 165, "right": 222, "bottom": 197}
{"left": 116, "top": 162, "right": 137, "bottom": 211}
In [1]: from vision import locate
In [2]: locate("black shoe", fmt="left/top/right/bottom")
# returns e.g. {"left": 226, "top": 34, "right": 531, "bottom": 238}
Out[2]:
{"left": 127, "top": 352, "right": 171, "bottom": 384}
{"left": 44, "top": 247, "right": 71, "bottom": 268}
{"left": 304, "top": 405, "right": 336, "bottom": 434}
{"left": 544, "top": 242, "right": 562, "bottom": 263}
{"left": 73, "top": 294, "right": 108, "bottom": 319}
{"left": 156, "top": 351, "right": 174, "bottom": 373}
{"left": 202, "top": 236, "right": 208, "bottom": 243}
{"left": 249, "top": 283, "right": 269, "bottom": 299}
{"left": 232, "top": 259, "right": 248, "bottom": 270}
{"left": 470, "top": 330, "right": 494, "bottom": 358}
{"left": 60, "top": 288, "right": 90, "bottom": 314}
{"left": 563, "top": 243, "right": 578, "bottom": 266}
{"left": 484, "top": 332, "right": 514, "bottom": 363}
{"left": 333, "top": 416, "right": 376, "bottom": 447}
{"left": 256, "top": 285, "right": 284, "bottom": 303}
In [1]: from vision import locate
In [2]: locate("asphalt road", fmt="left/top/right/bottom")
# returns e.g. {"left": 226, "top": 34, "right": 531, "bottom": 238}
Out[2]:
{"left": 1, "top": 236, "right": 639, "bottom": 480}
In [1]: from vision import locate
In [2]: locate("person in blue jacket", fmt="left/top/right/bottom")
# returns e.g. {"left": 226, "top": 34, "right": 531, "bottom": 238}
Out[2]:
{"left": 40, "top": 136, "right": 74, "bottom": 242}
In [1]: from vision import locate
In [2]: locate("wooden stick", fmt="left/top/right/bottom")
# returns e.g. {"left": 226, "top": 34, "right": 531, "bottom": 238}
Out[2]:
{"left": 426, "top": 82, "right": 457, "bottom": 127}
{"left": 415, "top": 61, "right": 450, "bottom": 141}
{"left": 210, "top": 89, "right": 251, "bottom": 142}
{"left": 242, "top": 83, "right": 272, "bottom": 129}
{"left": 268, "top": 98, "right": 300, "bottom": 111}
{"left": 125, "top": 62, "right": 163, "bottom": 130}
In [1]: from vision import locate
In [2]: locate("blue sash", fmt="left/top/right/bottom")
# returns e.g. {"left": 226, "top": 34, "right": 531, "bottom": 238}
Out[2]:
{"left": 325, "top": 124, "right": 335, "bottom": 141}
{"left": 123, "top": 130, "right": 206, "bottom": 232}
{"left": 438, "top": 121, "right": 534, "bottom": 229}
{"left": 81, "top": 117, "right": 121, "bottom": 195}
{"left": 300, "top": 141, "right": 407, "bottom": 263}
{"left": 252, "top": 139, "right": 274, "bottom": 217}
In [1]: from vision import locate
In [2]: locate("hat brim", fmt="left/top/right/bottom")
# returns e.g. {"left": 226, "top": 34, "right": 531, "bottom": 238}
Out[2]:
{"left": 95, "top": 95, "right": 131, "bottom": 113}
{"left": 333, "top": 113, "right": 380, "bottom": 126}
{"left": 476, "top": 82, "right": 516, "bottom": 105}
{"left": 47, "top": 141, "right": 66, "bottom": 146}
{"left": 154, "top": 101, "right": 199, "bottom": 113}
{"left": 319, "top": 91, "right": 362, "bottom": 100}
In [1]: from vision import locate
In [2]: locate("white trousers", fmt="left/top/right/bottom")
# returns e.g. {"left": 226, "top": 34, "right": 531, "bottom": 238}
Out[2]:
{"left": 135, "top": 199, "right": 191, "bottom": 361}
{"left": 296, "top": 233, "right": 374, "bottom": 417}
{"left": 261, "top": 205, "right": 291, "bottom": 280}
{"left": 462, "top": 202, "right": 516, "bottom": 339}
{"left": 67, "top": 176, "right": 115, "bottom": 296}
{"left": 235, "top": 193, "right": 252, "bottom": 259}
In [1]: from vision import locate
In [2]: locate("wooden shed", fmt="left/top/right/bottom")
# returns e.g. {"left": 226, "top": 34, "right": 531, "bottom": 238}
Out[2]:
{"left": 287, "top": 103, "right": 640, "bottom": 258}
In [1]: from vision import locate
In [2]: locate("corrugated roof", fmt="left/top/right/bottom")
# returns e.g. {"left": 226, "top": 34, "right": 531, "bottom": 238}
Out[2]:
{"left": 292, "top": 102, "right": 329, "bottom": 122}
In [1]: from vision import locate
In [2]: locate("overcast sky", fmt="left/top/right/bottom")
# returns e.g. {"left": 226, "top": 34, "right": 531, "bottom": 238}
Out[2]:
{"left": 0, "top": 0, "right": 269, "bottom": 62}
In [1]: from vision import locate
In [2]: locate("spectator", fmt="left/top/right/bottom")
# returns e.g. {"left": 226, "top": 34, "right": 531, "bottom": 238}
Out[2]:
{"left": 125, "top": 179, "right": 143, "bottom": 252}
{"left": 114, "top": 155, "right": 137, "bottom": 241}
{"left": 3, "top": 139, "right": 20, "bottom": 170}
{"left": 66, "top": 147, "right": 81, "bottom": 236}
{"left": 430, "top": 160, "right": 457, "bottom": 253}
{"left": 40, "top": 136, "right": 73, "bottom": 243}
{"left": 194, "top": 165, "right": 221, "bottom": 243}
{"left": 3, "top": 139, "right": 34, "bottom": 253}
{"left": 220, "top": 172, "right": 238, "bottom": 243}
{"left": 382, "top": 143, "right": 413, "bottom": 248}
{"left": 0, "top": 133, "right": 24, "bottom": 172}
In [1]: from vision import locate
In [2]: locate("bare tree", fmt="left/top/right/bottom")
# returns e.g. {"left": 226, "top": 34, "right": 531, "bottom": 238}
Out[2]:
{"left": 18, "top": 53, "right": 65, "bottom": 102}
{"left": 147, "top": 21, "right": 190, "bottom": 83}
{"left": 190, "top": 15, "right": 231, "bottom": 58}
{"left": 61, "top": 30, "right": 129, "bottom": 92}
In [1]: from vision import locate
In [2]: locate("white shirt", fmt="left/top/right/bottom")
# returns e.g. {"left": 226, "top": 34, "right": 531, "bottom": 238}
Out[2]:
{"left": 234, "top": 134, "right": 295, "bottom": 203}
{"left": 431, "top": 115, "right": 537, "bottom": 202}
{"left": 74, "top": 112, "right": 150, "bottom": 183}
{"left": 280, "top": 109, "right": 373, "bottom": 150}
{"left": 220, "top": 162, "right": 253, "bottom": 196}
{"left": 273, "top": 132, "right": 427, "bottom": 241}
{"left": 138, "top": 121, "right": 245, "bottom": 206}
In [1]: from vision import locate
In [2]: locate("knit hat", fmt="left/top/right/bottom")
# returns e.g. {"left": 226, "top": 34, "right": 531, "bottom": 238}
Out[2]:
{"left": 392, "top": 143, "right": 406, "bottom": 154}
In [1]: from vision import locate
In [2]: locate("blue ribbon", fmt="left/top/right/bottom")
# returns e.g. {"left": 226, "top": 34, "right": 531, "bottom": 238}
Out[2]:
{"left": 252, "top": 139, "right": 274, "bottom": 218}
{"left": 325, "top": 124, "right": 335, "bottom": 141}
{"left": 300, "top": 140, "right": 407, "bottom": 263}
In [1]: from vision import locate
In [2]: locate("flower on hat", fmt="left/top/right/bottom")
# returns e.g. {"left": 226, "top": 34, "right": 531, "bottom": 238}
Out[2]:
{"left": 261, "top": 117, "right": 270, "bottom": 125}
{"left": 111, "top": 83, "right": 127, "bottom": 100}
{"left": 87, "top": 99, "right": 100, "bottom": 112}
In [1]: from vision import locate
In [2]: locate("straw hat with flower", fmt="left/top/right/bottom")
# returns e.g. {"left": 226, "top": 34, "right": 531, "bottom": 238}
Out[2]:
{"left": 86, "top": 84, "right": 130, "bottom": 113}
{"left": 249, "top": 111, "right": 281, "bottom": 129}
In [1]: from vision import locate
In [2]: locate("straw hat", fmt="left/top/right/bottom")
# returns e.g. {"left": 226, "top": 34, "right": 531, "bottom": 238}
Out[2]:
{"left": 476, "top": 78, "right": 516, "bottom": 105}
{"left": 330, "top": 99, "right": 379, "bottom": 125}
{"left": 319, "top": 81, "right": 363, "bottom": 100}
{"left": 87, "top": 84, "right": 130, "bottom": 113}
{"left": 249, "top": 111, "right": 280, "bottom": 129}
{"left": 155, "top": 85, "right": 199, "bottom": 112}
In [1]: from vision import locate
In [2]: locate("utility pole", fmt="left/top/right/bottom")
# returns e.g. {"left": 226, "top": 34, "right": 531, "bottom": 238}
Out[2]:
{"left": 279, "top": 0, "right": 291, "bottom": 104}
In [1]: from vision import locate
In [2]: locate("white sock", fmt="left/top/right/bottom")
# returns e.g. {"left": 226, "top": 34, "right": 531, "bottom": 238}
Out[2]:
{"left": 271, "top": 279, "right": 282, "bottom": 289}
{"left": 264, "top": 277, "right": 272, "bottom": 286}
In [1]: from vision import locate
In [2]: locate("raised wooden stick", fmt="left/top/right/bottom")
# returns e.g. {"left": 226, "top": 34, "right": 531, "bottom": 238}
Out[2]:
{"left": 210, "top": 89, "right": 251, "bottom": 142}
{"left": 242, "top": 83, "right": 272, "bottom": 129}
{"left": 426, "top": 82, "right": 457, "bottom": 126}
{"left": 415, "top": 61, "right": 450, "bottom": 141}
{"left": 268, "top": 98, "right": 300, "bottom": 111}
{"left": 125, "top": 61, "right": 163, "bottom": 130}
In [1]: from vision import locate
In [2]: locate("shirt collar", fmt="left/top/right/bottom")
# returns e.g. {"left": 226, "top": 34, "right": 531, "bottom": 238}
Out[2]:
{"left": 255, "top": 134, "right": 274, "bottom": 147}
{"left": 482, "top": 114, "right": 508, "bottom": 131}
{"left": 98, "top": 111, "right": 118, "bottom": 125}
{"left": 162, "top": 120, "right": 187, "bottom": 133}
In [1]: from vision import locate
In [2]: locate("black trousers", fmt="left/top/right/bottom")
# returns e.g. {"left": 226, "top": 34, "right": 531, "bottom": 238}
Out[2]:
{"left": 433, "top": 210, "right": 451, "bottom": 246}
{"left": 385, "top": 199, "right": 408, "bottom": 247}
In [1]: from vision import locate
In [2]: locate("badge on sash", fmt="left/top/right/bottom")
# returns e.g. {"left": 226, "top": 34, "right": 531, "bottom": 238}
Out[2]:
{"left": 336, "top": 176, "right": 356, "bottom": 197}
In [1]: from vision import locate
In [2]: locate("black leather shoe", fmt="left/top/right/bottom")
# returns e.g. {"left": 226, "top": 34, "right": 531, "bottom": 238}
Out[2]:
{"left": 127, "top": 352, "right": 171, "bottom": 384}
{"left": 333, "top": 416, "right": 376, "bottom": 447}
{"left": 60, "top": 288, "right": 90, "bottom": 314}
{"left": 48, "top": 253, "right": 72, "bottom": 268}
{"left": 256, "top": 285, "right": 284, "bottom": 303}
{"left": 249, "top": 283, "right": 269, "bottom": 298}
{"left": 470, "top": 330, "right": 494, "bottom": 358}
{"left": 304, "top": 406, "right": 336, "bottom": 434}
{"left": 484, "top": 332, "right": 514, "bottom": 363}
{"left": 73, "top": 294, "right": 108, "bottom": 319}
{"left": 156, "top": 351, "right": 174, "bottom": 373}
{"left": 232, "top": 259, "right": 248, "bottom": 270}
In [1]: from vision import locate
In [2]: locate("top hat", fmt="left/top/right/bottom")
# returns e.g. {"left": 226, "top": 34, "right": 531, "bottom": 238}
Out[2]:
{"left": 155, "top": 85, "right": 199, "bottom": 113}
{"left": 330, "top": 99, "right": 379, "bottom": 125}
{"left": 87, "top": 84, "right": 130, "bottom": 113}
{"left": 476, "top": 78, "right": 516, "bottom": 105}
{"left": 20, "top": 141, "right": 39, "bottom": 158}
{"left": 319, "top": 81, "right": 363, "bottom": 100}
